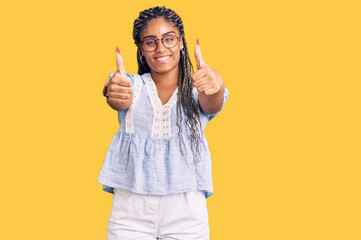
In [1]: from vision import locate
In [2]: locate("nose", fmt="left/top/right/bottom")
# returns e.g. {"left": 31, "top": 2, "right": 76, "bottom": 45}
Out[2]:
{"left": 155, "top": 39, "right": 167, "bottom": 52}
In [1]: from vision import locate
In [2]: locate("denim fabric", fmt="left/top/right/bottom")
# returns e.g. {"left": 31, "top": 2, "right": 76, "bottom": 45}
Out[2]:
{"left": 97, "top": 72, "right": 229, "bottom": 198}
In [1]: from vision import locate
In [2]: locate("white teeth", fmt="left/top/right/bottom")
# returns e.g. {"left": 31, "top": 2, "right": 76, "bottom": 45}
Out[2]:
{"left": 156, "top": 56, "right": 170, "bottom": 61}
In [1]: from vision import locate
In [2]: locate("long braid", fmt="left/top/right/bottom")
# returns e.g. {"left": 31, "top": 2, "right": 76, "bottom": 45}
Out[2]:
{"left": 132, "top": 6, "right": 202, "bottom": 163}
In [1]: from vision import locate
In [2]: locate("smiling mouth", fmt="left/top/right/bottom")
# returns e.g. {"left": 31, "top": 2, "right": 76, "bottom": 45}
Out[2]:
{"left": 154, "top": 55, "right": 171, "bottom": 62}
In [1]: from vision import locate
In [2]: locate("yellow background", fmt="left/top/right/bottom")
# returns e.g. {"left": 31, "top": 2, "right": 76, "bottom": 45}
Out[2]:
{"left": 1, "top": 0, "right": 360, "bottom": 239}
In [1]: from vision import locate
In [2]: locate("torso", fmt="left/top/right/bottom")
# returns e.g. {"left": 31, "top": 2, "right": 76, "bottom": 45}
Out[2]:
{"left": 150, "top": 69, "right": 179, "bottom": 105}
{"left": 97, "top": 72, "right": 227, "bottom": 199}
{"left": 156, "top": 85, "right": 178, "bottom": 105}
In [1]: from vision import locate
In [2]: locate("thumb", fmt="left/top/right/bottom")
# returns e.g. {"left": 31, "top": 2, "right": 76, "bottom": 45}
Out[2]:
{"left": 194, "top": 39, "right": 205, "bottom": 70}
{"left": 115, "top": 47, "right": 126, "bottom": 77}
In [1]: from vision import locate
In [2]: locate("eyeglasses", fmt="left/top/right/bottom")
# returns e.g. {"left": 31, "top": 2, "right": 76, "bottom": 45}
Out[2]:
{"left": 140, "top": 33, "right": 183, "bottom": 52}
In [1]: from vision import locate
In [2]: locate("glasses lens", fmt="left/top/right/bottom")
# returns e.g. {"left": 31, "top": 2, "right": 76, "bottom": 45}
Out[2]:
{"left": 163, "top": 34, "right": 178, "bottom": 48}
{"left": 142, "top": 34, "right": 179, "bottom": 51}
{"left": 143, "top": 38, "right": 157, "bottom": 51}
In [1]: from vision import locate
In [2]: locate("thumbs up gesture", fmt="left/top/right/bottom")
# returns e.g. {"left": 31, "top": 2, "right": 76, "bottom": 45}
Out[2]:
{"left": 103, "top": 47, "right": 133, "bottom": 111}
{"left": 190, "top": 39, "right": 224, "bottom": 95}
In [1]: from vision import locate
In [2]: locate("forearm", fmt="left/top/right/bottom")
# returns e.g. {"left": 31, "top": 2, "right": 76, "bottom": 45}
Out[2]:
{"left": 198, "top": 82, "right": 225, "bottom": 114}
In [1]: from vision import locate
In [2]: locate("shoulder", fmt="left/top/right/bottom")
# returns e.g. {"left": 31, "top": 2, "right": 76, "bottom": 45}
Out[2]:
{"left": 192, "top": 86, "right": 200, "bottom": 101}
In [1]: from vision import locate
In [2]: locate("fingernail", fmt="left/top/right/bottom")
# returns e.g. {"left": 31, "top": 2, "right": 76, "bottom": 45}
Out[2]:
{"left": 115, "top": 47, "right": 120, "bottom": 53}
{"left": 196, "top": 39, "right": 199, "bottom": 45}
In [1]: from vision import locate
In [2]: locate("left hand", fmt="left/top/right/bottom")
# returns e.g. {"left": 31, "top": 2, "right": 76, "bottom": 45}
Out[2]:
{"left": 190, "top": 39, "right": 224, "bottom": 95}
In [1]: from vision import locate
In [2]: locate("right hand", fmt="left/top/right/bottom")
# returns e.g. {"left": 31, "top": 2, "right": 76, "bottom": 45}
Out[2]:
{"left": 103, "top": 47, "right": 132, "bottom": 105}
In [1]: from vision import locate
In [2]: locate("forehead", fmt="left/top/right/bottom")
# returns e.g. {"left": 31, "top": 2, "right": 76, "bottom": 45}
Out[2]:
{"left": 140, "top": 17, "right": 179, "bottom": 39}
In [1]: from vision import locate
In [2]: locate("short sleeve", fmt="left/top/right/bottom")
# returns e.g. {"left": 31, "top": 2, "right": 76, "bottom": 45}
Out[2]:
{"left": 200, "top": 87, "right": 229, "bottom": 121}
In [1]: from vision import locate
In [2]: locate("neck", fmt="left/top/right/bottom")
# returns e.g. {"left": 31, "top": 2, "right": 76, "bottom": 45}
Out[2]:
{"left": 150, "top": 66, "right": 179, "bottom": 88}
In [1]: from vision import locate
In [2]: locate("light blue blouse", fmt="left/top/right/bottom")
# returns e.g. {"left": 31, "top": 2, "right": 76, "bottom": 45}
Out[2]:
{"left": 97, "top": 72, "right": 229, "bottom": 198}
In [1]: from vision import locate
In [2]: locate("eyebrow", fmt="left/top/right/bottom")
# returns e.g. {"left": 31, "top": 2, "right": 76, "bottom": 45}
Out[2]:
{"left": 143, "top": 31, "right": 176, "bottom": 40}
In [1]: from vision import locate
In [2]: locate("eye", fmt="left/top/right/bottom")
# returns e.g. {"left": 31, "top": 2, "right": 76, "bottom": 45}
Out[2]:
{"left": 144, "top": 39, "right": 156, "bottom": 45}
{"left": 164, "top": 36, "right": 175, "bottom": 42}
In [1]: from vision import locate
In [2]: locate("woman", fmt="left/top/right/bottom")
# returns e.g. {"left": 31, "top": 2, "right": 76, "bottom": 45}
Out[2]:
{"left": 99, "top": 6, "right": 228, "bottom": 240}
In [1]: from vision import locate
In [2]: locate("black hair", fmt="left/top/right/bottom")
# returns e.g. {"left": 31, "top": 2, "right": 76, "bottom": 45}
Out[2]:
{"left": 132, "top": 6, "right": 202, "bottom": 163}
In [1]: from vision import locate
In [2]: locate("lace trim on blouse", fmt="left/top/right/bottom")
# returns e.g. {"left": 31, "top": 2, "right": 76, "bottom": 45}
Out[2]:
{"left": 125, "top": 74, "right": 143, "bottom": 134}
{"left": 143, "top": 73, "right": 178, "bottom": 139}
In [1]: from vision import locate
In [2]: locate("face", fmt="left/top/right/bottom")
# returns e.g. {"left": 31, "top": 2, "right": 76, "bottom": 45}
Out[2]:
{"left": 139, "top": 17, "right": 183, "bottom": 74}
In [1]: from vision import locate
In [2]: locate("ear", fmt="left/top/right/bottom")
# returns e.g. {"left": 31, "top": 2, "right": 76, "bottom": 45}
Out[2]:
{"left": 179, "top": 37, "right": 184, "bottom": 50}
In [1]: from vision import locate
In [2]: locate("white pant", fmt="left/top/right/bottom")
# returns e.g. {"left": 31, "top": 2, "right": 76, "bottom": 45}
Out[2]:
{"left": 107, "top": 188, "right": 210, "bottom": 240}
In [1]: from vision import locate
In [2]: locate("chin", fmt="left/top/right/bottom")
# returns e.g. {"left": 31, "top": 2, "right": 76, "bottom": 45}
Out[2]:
{"left": 149, "top": 63, "right": 179, "bottom": 74}
{"left": 152, "top": 67, "right": 175, "bottom": 74}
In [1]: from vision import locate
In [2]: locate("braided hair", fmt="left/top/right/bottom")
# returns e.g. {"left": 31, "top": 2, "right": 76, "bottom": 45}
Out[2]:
{"left": 132, "top": 6, "right": 201, "bottom": 163}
